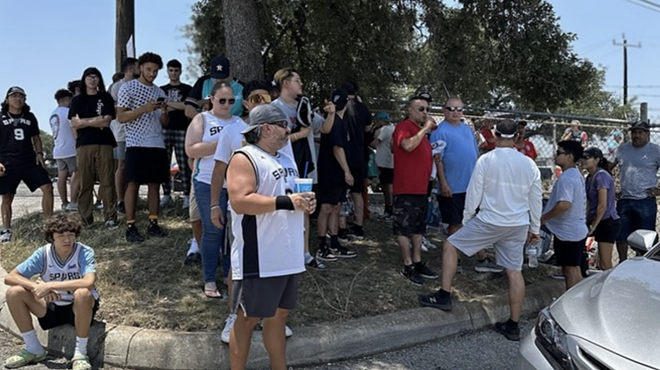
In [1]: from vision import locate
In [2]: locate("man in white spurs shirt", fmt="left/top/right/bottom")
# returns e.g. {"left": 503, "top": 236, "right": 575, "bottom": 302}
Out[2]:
{"left": 419, "top": 119, "right": 542, "bottom": 342}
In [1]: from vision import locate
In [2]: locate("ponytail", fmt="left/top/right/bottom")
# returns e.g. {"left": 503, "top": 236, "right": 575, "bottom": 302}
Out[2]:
{"left": 598, "top": 157, "right": 611, "bottom": 175}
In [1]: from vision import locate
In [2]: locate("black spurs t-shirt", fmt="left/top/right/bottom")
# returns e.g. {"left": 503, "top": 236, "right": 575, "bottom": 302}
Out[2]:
{"left": 0, "top": 110, "right": 40, "bottom": 166}
{"left": 68, "top": 92, "right": 117, "bottom": 147}
{"left": 317, "top": 114, "right": 349, "bottom": 186}
{"left": 160, "top": 83, "right": 192, "bottom": 131}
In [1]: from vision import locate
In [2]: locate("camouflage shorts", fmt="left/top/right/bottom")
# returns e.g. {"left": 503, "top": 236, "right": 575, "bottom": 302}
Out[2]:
{"left": 392, "top": 194, "right": 427, "bottom": 237}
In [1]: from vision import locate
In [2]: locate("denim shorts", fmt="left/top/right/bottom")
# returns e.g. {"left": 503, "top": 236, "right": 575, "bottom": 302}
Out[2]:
{"left": 616, "top": 198, "right": 657, "bottom": 242}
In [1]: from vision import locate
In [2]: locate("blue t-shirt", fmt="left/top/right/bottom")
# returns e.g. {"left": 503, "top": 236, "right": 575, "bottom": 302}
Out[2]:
{"left": 543, "top": 167, "right": 588, "bottom": 241}
{"left": 586, "top": 169, "right": 619, "bottom": 222}
{"left": 17, "top": 242, "right": 96, "bottom": 278}
{"left": 429, "top": 121, "right": 478, "bottom": 193}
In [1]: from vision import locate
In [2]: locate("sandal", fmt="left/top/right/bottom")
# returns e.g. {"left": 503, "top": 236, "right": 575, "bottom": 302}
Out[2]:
{"left": 4, "top": 349, "right": 47, "bottom": 369}
{"left": 71, "top": 354, "right": 92, "bottom": 370}
{"left": 204, "top": 288, "right": 224, "bottom": 299}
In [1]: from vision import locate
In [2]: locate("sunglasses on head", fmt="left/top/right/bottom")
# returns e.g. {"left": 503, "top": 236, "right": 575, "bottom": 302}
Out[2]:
{"left": 217, "top": 98, "right": 236, "bottom": 105}
{"left": 417, "top": 106, "right": 431, "bottom": 113}
{"left": 267, "top": 120, "right": 289, "bottom": 129}
{"left": 445, "top": 106, "right": 464, "bottom": 112}
{"left": 247, "top": 93, "right": 272, "bottom": 104}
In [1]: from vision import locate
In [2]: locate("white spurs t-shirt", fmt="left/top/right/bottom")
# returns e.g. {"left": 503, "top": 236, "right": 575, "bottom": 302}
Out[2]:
{"left": 117, "top": 79, "right": 166, "bottom": 148}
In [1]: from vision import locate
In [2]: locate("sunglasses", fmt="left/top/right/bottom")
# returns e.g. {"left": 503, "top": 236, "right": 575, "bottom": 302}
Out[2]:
{"left": 417, "top": 106, "right": 431, "bottom": 113}
{"left": 247, "top": 93, "right": 272, "bottom": 104}
{"left": 267, "top": 120, "right": 289, "bottom": 129}
{"left": 445, "top": 106, "right": 464, "bottom": 112}
{"left": 216, "top": 98, "right": 236, "bottom": 105}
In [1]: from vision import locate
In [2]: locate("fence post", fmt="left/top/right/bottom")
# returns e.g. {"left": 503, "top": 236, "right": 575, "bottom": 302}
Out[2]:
{"left": 641, "top": 102, "right": 648, "bottom": 123}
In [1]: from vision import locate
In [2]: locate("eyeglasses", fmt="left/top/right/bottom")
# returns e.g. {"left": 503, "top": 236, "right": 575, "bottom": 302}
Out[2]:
{"left": 267, "top": 120, "right": 289, "bottom": 129}
{"left": 445, "top": 106, "right": 464, "bottom": 112}
{"left": 417, "top": 106, "right": 431, "bottom": 113}
{"left": 556, "top": 150, "right": 567, "bottom": 156}
{"left": 217, "top": 98, "right": 236, "bottom": 105}
{"left": 85, "top": 75, "right": 100, "bottom": 80}
{"left": 247, "top": 93, "right": 271, "bottom": 104}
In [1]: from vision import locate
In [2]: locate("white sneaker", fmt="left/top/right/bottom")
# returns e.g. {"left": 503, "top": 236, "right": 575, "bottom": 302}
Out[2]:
{"left": 159, "top": 195, "right": 173, "bottom": 208}
{"left": 221, "top": 314, "right": 237, "bottom": 344}
{"left": 0, "top": 229, "right": 12, "bottom": 243}
{"left": 421, "top": 244, "right": 429, "bottom": 252}
{"left": 422, "top": 236, "right": 437, "bottom": 249}
{"left": 65, "top": 202, "right": 78, "bottom": 211}
{"left": 285, "top": 325, "right": 293, "bottom": 338}
{"left": 182, "top": 195, "right": 190, "bottom": 209}
{"left": 105, "top": 220, "right": 120, "bottom": 230}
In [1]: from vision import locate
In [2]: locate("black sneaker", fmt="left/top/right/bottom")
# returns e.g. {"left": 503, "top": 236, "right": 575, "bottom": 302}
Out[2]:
{"left": 494, "top": 321, "right": 521, "bottom": 341}
{"left": 331, "top": 245, "right": 357, "bottom": 259}
{"left": 184, "top": 252, "right": 201, "bottom": 266}
{"left": 414, "top": 261, "right": 438, "bottom": 279}
{"left": 126, "top": 226, "right": 145, "bottom": 243}
{"left": 349, "top": 227, "right": 365, "bottom": 240}
{"left": 418, "top": 291, "right": 452, "bottom": 311}
{"left": 316, "top": 248, "right": 338, "bottom": 262}
{"left": 117, "top": 201, "right": 126, "bottom": 214}
{"left": 148, "top": 223, "right": 168, "bottom": 237}
{"left": 337, "top": 228, "right": 349, "bottom": 242}
{"left": 400, "top": 265, "right": 424, "bottom": 285}
{"left": 306, "top": 257, "right": 326, "bottom": 270}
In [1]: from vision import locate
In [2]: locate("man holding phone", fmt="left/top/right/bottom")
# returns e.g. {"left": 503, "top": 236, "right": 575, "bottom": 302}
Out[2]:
{"left": 117, "top": 52, "right": 170, "bottom": 243}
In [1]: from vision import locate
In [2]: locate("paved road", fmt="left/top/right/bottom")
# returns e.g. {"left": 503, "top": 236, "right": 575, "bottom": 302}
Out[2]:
{"left": 1, "top": 321, "right": 533, "bottom": 370}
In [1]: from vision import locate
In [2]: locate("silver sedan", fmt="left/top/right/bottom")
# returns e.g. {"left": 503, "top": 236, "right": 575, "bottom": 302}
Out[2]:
{"left": 517, "top": 230, "right": 660, "bottom": 370}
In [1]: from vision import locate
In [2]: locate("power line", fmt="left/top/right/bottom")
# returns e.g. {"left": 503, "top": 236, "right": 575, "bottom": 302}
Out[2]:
{"left": 605, "top": 85, "right": 660, "bottom": 89}
{"left": 623, "top": 0, "right": 660, "bottom": 13}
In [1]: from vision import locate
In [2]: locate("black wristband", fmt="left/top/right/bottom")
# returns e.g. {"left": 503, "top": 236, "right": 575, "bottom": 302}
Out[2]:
{"left": 275, "top": 195, "right": 295, "bottom": 210}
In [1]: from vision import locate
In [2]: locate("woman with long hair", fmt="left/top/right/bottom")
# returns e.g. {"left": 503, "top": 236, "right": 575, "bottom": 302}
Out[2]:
{"left": 582, "top": 147, "right": 620, "bottom": 270}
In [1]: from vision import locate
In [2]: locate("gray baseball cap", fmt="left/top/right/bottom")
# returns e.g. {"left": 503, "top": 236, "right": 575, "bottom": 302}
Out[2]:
{"left": 241, "top": 104, "right": 288, "bottom": 134}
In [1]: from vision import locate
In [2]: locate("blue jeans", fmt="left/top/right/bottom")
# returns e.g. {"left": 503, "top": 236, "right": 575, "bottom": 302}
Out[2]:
{"left": 616, "top": 197, "right": 657, "bottom": 242}
{"left": 194, "top": 180, "right": 228, "bottom": 283}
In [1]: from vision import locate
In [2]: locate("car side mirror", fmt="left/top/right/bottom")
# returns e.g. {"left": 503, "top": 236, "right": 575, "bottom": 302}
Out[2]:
{"left": 627, "top": 230, "right": 658, "bottom": 254}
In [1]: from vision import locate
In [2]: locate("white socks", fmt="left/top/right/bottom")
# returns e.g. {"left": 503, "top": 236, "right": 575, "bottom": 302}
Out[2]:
{"left": 187, "top": 238, "right": 199, "bottom": 255}
{"left": 21, "top": 330, "right": 44, "bottom": 355}
{"left": 304, "top": 252, "right": 314, "bottom": 264}
{"left": 74, "top": 336, "right": 88, "bottom": 356}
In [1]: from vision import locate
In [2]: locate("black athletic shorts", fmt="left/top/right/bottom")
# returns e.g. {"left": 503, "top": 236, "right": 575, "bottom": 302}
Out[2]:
{"left": 38, "top": 300, "right": 99, "bottom": 331}
{"left": 349, "top": 166, "right": 365, "bottom": 193}
{"left": 317, "top": 184, "right": 347, "bottom": 205}
{"left": 592, "top": 217, "right": 621, "bottom": 243}
{"left": 553, "top": 237, "right": 586, "bottom": 267}
{"left": 125, "top": 147, "right": 169, "bottom": 185}
{"left": 378, "top": 167, "right": 393, "bottom": 185}
{"left": 392, "top": 194, "right": 427, "bottom": 237}
{"left": 0, "top": 163, "right": 51, "bottom": 195}
{"left": 437, "top": 193, "right": 466, "bottom": 226}
{"left": 232, "top": 274, "right": 300, "bottom": 318}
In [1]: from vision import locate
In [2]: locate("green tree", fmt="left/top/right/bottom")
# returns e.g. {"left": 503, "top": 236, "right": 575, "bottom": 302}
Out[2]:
{"left": 39, "top": 130, "right": 54, "bottom": 159}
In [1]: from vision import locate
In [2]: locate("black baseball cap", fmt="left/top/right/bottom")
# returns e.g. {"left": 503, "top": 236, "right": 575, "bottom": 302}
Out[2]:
{"left": 629, "top": 120, "right": 650, "bottom": 131}
{"left": 5, "top": 86, "right": 26, "bottom": 98}
{"left": 582, "top": 147, "right": 604, "bottom": 159}
{"left": 495, "top": 119, "right": 517, "bottom": 138}
{"left": 412, "top": 92, "right": 432, "bottom": 103}
{"left": 331, "top": 88, "right": 349, "bottom": 111}
{"left": 210, "top": 56, "right": 231, "bottom": 79}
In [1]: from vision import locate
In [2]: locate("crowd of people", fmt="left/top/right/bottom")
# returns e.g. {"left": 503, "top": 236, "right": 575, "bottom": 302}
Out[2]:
{"left": 1, "top": 51, "right": 659, "bottom": 369}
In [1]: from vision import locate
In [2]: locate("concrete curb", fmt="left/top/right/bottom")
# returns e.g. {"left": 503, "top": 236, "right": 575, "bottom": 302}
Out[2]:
{"left": 0, "top": 262, "right": 565, "bottom": 370}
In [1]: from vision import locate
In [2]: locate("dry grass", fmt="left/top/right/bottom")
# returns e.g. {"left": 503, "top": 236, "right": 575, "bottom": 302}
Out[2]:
{"left": 0, "top": 195, "right": 552, "bottom": 331}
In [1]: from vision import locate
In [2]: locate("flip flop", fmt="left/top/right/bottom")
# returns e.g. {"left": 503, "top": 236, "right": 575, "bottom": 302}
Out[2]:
{"left": 204, "top": 289, "right": 223, "bottom": 299}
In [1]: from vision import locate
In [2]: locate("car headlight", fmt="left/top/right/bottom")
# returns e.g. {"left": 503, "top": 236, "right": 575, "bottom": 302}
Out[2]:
{"left": 535, "top": 308, "right": 574, "bottom": 370}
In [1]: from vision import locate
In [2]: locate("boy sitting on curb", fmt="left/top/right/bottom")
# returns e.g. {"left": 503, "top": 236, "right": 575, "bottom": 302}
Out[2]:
{"left": 4, "top": 213, "right": 99, "bottom": 370}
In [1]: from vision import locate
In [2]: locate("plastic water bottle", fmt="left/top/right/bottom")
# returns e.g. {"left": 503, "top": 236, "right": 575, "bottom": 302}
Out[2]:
{"left": 527, "top": 242, "right": 539, "bottom": 268}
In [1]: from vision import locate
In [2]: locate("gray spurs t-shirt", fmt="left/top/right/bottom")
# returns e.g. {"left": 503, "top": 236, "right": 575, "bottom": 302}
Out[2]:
{"left": 614, "top": 142, "right": 660, "bottom": 200}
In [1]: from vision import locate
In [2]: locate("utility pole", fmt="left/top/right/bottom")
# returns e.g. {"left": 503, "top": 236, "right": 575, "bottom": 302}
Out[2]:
{"left": 115, "top": 0, "right": 135, "bottom": 72}
{"left": 613, "top": 34, "right": 641, "bottom": 106}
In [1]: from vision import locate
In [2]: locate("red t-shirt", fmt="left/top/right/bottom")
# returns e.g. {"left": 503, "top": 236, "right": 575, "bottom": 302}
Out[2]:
{"left": 515, "top": 140, "right": 538, "bottom": 159}
{"left": 480, "top": 127, "right": 496, "bottom": 150}
{"left": 392, "top": 119, "right": 433, "bottom": 195}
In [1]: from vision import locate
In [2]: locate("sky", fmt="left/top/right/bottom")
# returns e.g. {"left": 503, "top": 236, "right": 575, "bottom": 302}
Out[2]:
{"left": 0, "top": 0, "right": 659, "bottom": 136}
